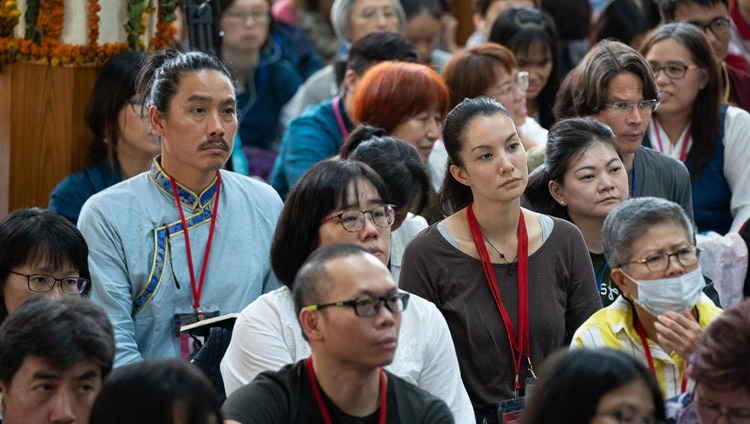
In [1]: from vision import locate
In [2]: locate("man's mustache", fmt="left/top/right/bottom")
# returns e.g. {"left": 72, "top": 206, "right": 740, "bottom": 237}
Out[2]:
{"left": 198, "top": 136, "right": 230, "bottom": 151}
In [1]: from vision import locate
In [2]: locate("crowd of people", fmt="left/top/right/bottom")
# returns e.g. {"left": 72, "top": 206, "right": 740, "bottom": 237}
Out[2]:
{"left": 2, "top": 0, "right": 750, "bottom": 423}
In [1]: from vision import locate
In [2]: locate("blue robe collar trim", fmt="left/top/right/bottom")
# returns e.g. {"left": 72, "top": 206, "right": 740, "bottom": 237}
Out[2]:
{"left": 148, "top": 158, "right": 218, "bottom": 211}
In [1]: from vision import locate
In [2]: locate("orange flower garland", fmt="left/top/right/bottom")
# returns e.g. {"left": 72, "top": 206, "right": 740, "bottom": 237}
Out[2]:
{"left": 149, "top": 0, "right": 177, "bottom": 50}
{"left": 88, "top": 0, "right": 100, "bottom": 46}
{"left": 37, "top": 0, "right": 64, "bottom": 46}
{"left": 0, "top": 0, "right": 167, "bottom": 66}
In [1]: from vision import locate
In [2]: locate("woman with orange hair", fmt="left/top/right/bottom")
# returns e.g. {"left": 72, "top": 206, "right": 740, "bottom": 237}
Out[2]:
{"left": 352, "top": 60, "right": 450, "bottom": 223}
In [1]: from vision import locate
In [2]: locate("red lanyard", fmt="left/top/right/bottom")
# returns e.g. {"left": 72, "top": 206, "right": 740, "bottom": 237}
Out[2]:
{"left": 169, "top": 172, "right": 221, "bottom": 314}
{"left": 635, "top": 318, "right": 687, "bottom": 393}
{"left": 653, "top": 119, "right": 691, "bottom": 162}
{"left": 466, "top": 203, "right": 529, "bottom": 397}
{"left": 306, "top": 356, "right": 387, "bottom": 424}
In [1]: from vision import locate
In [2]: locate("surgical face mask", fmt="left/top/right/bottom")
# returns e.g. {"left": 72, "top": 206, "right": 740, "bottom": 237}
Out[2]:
{"left": 622, "top": 267, "right": 705, "bottom": 317}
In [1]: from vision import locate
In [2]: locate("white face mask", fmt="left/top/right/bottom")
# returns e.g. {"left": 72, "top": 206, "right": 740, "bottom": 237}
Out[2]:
{"left": 622, "top": 267, "right": 705, "bottom": 317}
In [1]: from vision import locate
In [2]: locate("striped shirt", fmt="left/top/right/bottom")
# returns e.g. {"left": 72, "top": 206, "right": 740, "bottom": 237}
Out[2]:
{"left": 571, "top": 294, "right": 723, "bottom": 398}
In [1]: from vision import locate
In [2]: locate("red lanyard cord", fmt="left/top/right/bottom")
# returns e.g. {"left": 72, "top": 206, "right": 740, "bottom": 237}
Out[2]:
{"left": 635, "top": 318, "right": 688, "bottom": 393}
{"left": 306, "top": 356, "right": 387, "bottom": 424}
{"left": 466, "top": 203, "right": 529, "bottom": 395}
{"left": 169, "top": 172, "right": 221, "bottom": 312}
{"left": 653, "top": 119, "right": 691, "bottom": 162}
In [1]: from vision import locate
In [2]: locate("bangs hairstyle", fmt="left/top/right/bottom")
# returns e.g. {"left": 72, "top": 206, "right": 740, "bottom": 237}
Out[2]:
{"left": 488, "top": 6, "right": 560, "bottom": 128}
{"left": 442, "top": 42, "right": 517, "bottom": 110}
{"left": 640, "top": 23, "right": 722, "bottom": 180}
{"left": 0, "top": 208, "right": 91, "bottom": 321}
{"left": 352, "top": 61, "right": 449, "bottom": 133}
{"left": 270, "top": 160, "right": 390, "bottom": 288}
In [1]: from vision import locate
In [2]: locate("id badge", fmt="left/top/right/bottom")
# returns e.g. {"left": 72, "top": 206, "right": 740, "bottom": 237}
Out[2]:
{"left": 496, "top": 397, "right": 526, "bottom": 424}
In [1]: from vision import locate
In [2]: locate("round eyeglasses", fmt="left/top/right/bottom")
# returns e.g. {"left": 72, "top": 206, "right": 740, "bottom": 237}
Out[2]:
{"left": 304, "top": 292, "right": 410, "bottom": 317}
{"left": 695, "top": 386, "right": 750, "bottom": 424}
{"left": 492, "top": 71, "right": 530, "bottom": 98}
{"left": 618, "top": 247, "right": 700, "bottom": 272}
{"left": 594, "top": 406, "right": 660, "bottom": 424}
{"left": 9, "top": 270, "right": 89, "bottom": 294}
{"left": 321, "top": 204, "right": 396, "bottom": 233}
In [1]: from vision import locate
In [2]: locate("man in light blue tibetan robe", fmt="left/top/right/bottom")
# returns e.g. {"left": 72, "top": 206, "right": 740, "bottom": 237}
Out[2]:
{"left": 78, "top": 50, "right": 283, "bottom": 367}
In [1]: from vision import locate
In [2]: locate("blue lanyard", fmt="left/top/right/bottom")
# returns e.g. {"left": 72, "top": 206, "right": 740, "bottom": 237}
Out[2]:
{"left": 595, "top": 260, "right": 609, "bottom": 293}
{"left": 631, "top": 158, "right": 637, "bottom": 197}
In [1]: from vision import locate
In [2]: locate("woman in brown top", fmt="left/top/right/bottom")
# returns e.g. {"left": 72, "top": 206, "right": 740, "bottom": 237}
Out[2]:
{"left": 399, "top": 97, "right": 601, "bottom": 424}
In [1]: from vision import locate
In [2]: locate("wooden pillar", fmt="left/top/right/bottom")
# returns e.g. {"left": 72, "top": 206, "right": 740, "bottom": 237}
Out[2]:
{"left": 0, "top": 62, "right": 98, "bottom": 217}
{"left": 454, "top": 0, "right": 474, "bottom": 46}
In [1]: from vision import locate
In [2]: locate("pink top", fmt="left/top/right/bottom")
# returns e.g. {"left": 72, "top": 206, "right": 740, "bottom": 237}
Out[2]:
{"left": 272, "top": 0, "right": 298, "bottom": 24}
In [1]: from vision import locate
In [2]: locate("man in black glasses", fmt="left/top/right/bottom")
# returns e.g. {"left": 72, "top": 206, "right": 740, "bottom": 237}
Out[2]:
{"left": 660, "top": 0, "right": 750, "bottom": 111}
{"left": 222, "top": 243, "right": 454, "bottom": 423}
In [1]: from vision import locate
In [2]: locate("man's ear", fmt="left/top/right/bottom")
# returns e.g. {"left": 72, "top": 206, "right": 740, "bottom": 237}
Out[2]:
{"left": 149, "top": 106, "right": 166, "bottom": 137}
{"left": 449, "top": 164, "right": 471, "bottom": 187}
{"left": 299, "top": 309, "right": 324, "bottom": 342}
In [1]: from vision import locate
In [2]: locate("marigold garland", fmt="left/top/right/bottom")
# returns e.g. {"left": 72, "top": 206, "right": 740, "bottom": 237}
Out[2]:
{"left": 87, "top": 0, "right": 100, "bottom": 46}
{"left": 37, "top": 0, "right": 64, "bottom": 46}
{"left": 0, "top": 0, "right": 167, "bottom": 66}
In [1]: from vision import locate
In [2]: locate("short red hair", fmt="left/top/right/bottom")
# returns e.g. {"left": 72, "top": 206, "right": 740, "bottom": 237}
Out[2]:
{"left": 352, "top": 61, "right": 450, "bottom": 133}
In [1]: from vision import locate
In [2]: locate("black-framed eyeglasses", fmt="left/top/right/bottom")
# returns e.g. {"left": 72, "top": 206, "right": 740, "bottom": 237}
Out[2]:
{"left": 649, "top": 62, "right": 698, "bottom": 80}
{"left": 690, "top": 16, "right": 731, "bottom": 37}
{"left": 694, "top": 385, "right": 750, "bottom": 424}
{"left": 8, "top": 270, "right": 88, "bottom": 294}
{"left": 618, "top": 247, "right": 700, "bottom": 272}
{"left": 606, "top": 99, "right": 659, "bottom": 115}
{"left": 321, "top": 204, "right": 396, "bottom": 233}
{"left": 594, "top": 407, "right": 660, "bottom": 424}
{"left": 304, "top": 292, "right": 410, "bottom": 317}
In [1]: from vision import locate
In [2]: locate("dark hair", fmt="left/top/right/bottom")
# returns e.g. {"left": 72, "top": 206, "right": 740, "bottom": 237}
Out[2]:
{"left": 658, "top": 0, "right": 729, "bottom": 21}
{"left": 640, "top": 23, "right": 722, "bottom": 179}
{"left": 442, "top": 42, "right": 518, "bottom": 110}
{"left": 520, "top": 348, "right": 666, "bottom": 424}
{"left": 568, "top": 39, "right": 659, "bottom": 117}
{"left": 0, "top": 208, "right": 91, "bottom": 322}
{"left": 691, "top": 299, "right": 750, "bottom": 390}
{"left": 89, "top": 359, "right": 223, "bottom": 424}
{"left": 346, "top": 31, "right": 419, "bottom": 76}
{"left": 594, "top": 0, "right": 661, "bottom": 47}
{"left": 271, "top": 160, "right": 390, "bottom": 288}
{"left": 440, "top": 97, "right": 515, "bottom": 215}
{"left": 488, "top": 6, "right": 560, "bottom": 128}
{"left": 539, "top": 0, "right": 591, "bottom": 40}
{"left": 293, "top": 243, "right": 369, "bottom": 318}
{"left": 402, "top": 0, "right": 445, "bottom": 20}
{"left": 524, "top": 118, "right": 620, "bottom": 220}
{"left": 341, "top": 125, "right": 431, "bottom": 215}
{"left": 553, "top": 66, "right": 578, "bottom": 120}
{"left": 137, "top": 49, "right": 234, "bottom": 115}
{"left": 0, "top": 296, "right": 114, "bottom": 387}
{"left": 86, "top": 51, "right": 149, "bottom": 165}
{"left": 473, "top": 0, "right": 539, "bottom": 16}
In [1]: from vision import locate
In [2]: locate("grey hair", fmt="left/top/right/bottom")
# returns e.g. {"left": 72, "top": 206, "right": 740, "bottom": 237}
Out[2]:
{"left": 331, "top": 0, "right": 407, "bottom": 42}
{"left": 603, "top": 197, "right": 694, "bottom": 268}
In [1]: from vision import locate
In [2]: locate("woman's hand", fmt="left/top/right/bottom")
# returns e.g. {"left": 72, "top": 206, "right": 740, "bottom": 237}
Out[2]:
{"left": 655, "top": 309, "right": 702, "bottom": 358}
